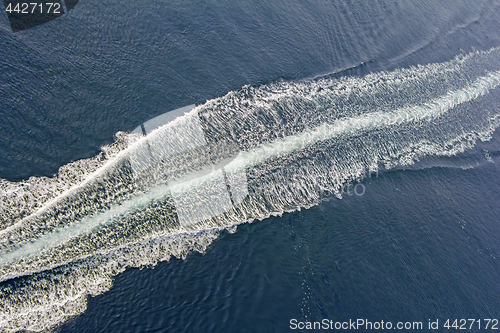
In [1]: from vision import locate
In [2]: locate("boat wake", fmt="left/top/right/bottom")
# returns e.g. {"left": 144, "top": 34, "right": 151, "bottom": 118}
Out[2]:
{"left": 1, "top": 47, "right": 500, "bottom": 332}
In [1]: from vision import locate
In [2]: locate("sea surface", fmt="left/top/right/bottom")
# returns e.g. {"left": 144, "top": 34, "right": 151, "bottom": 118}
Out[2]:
{"left": 1, "top": 0, "right": 500, "bottom": 332}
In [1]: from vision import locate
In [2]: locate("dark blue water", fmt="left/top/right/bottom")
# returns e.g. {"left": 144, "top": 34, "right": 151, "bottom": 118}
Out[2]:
{"left": 2, "top": 0, "right": 499, "bottom": 181}
{"left": 2, "top": 0, "right": 500, "bottom": 332}
{"left": 59, "top": 154, "right": 500, "bottom": 332}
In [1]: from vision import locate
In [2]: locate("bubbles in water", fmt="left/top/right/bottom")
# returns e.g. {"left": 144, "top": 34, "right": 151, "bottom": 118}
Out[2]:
{"left": 1, "top": 47, "right": 500, "bottom": 332}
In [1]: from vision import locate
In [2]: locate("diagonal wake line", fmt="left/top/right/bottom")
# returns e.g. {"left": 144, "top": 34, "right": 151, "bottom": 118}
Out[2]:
{"left": 226, "top": 70, "right": 500, "bottom": 172}
{"left": 1, "top": 69, "right": 500, "bottom": 267}
{"left": 0, "top": 111, "right": 201, "bottom": 238}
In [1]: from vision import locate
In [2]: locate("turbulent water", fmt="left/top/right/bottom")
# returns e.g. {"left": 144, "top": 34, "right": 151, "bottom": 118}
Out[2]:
{"left": 1, "top": 47, "right": 500, "bottom": 331}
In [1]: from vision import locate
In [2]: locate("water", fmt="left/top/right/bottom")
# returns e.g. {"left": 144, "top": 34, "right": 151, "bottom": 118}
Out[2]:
{"left": 1, "top": 0, "right": 500, "bottom": 332}
{"left": 56, "top": 161, "right": 500, "bottom": 332}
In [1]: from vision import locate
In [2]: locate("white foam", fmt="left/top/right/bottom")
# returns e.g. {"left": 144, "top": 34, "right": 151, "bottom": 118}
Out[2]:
{"left": 1, "top": 47, "right": 500, "bottom": 332}
{"left": 7, "top": 67, "right": 499, "bottom": 263}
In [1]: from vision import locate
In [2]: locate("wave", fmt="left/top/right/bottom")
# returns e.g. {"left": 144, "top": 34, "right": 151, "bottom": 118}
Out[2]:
{"left": 1, "top": 47, "right": 500, "bottom": 331}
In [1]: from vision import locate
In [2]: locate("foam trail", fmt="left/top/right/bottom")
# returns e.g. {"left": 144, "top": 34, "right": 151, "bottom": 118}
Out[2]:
{"left": 1, "top": 48, "right": 500, "bottom": 332}
{"left": 231, "top": 70, "right": 500, "bottom": 170}
{"left": 3, "top": 69, "right": 499, "bottom": 266}
{"left": 0, "top": 184, "right": 170, "bottom": 267}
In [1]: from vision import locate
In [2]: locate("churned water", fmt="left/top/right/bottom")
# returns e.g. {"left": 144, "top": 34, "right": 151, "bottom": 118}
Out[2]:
{"left": 1, "top": 0, "right": 500, "bottom": 332}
